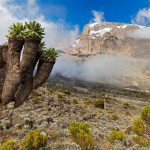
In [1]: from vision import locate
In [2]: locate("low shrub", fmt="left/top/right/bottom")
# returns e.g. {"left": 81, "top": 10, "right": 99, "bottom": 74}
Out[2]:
{"left": 72, "top": 99, "right": 78, "bottom": 104}
{"left": 21, "top": 130, "right": 48, "bottom": 150}
{"left": 93, "top": 99, "right": 104, "bottom": 109}
{"left": 47, "top": 87, "right": 53, "bottom": 94}
{"left": 64, "top": 89, "right": 71, "bottom": 95}
{"left": 31, "top": 98, "right": 40, "bottom": 104}
{"left": 50, "top": 133, "right": 60, "bottom": 140}
{"left": 111, "top": 114, "right": 119, "bottom": 121}
{"left": 0, "top": 140, "right": 18, "bottom": 150}
{"left": 125, "top": 112, "right": 130, "bottom": 116}
{"left": 141, "top": 105, "right": 150, "bottom": 124}
{"left": 108, "top": 130, "right": 126, "bottom": 144}
{"left": 57, "top": 93, "right": 65, "bottom": 99}
{"left": 69, "top": 122, "right": 94, "bottom": 150}
{"left": 123, "top": 102, "right": 135, "bottom": 110}
{"left": 83, "top": 97, "right": 92, "bottom": 105}
{"left": 123, "top": 102, "right": 130, "bottom": 109}
{"left": 132, "top": 118, "right": 144, "bottom": 136}
{"left": 133, "top": 135, "right": 150, "bottom": 147}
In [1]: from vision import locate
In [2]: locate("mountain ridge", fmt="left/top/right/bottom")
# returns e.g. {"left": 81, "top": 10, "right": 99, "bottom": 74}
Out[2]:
{"left": 68, "top": 22, "right": 150, "bottom": 57}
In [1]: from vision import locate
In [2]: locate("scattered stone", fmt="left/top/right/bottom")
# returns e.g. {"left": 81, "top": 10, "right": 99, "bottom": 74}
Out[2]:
{"left": 51, "top": 142, "right": 81, "bottom": 150}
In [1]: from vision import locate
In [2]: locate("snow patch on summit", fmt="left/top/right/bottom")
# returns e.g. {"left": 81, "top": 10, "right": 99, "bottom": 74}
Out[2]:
{"left": 89, "top": 22, "right": 99, "bottom": 29}
{"left": 90, "top": 28, "right": 112, "bottom": 37}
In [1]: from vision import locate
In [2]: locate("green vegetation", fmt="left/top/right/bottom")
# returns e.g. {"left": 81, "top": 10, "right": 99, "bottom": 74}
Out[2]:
{"left": 31, "top": 98, "right": 40, "bottom": 104}
{"left": 108, "top": 130, "right": 126, "bottom": 144}
{"left": 23, "top": 21, "right": 45, "bottom": 38}
{"left": 0, "top": 140, "right": 18, "bottom": 150}
{"left": 69, "top": 122, "right": 94, "bottom": 150}
{"left": 41, "top": 48, "right": 58, "bottom": 62}
{"left": 93, "top": 99, "right": 104, "bottom": 109}
{"left": 1, "top": 21, "right": 56, "bottom": 107}
{"left": 21, "top": 130, "right": 48, "bottom": 150}
{"left": 141, "top": 105, "right": 150, "bottom": 124}
{"left": 31, "top": 97, "right": 44, "bottom": 104}
{"left": 133, "top": 135, "right": 150, "bottom": 147}
{"left": 50, "top": 133, "right": 60, "bottom": 141}
{"left": 64, "top": 89, "right": 71, "bottom": 95}
{"left": 6, "top": 22, "right": 25, "bottom": 39}
{"left": 7, "top": 21, "right": 45, "bottom": 39}
{"left": 83, "top": 97, "right": 92, "bottom": 105}
{"left": 111, "top": 114, "right": 119, "bottom": 121}
{"left": 132, "top": 118, "right": 145, "bottom": 136}
{"left": 47, "top": 87, "right": 54, "bottom": 94}
{"left": 57, "top": 93, "right": 65, "bottom": 99}
{"left": 57, "top": 93, "right": 70, "bottom": 104}
{"left": 123, "top": 102, "right": 135, "bottom": 109}
{"left": 72, "top": 99, "right": 78, "bottom": 104}
{"left": 125, "top": 111, "right": 130, "bottom": 116}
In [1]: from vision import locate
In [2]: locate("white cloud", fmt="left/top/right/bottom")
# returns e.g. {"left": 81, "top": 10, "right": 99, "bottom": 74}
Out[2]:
{"left": 127, "top": 28, "right": 150, "bottom": 39}
{"left": 52, "top": 53, "right": 149, "bottom": 87}
{"left": 0, "top": 0, "right": 79, "bottom": 50}
{"left": 91, "top": 10, "right": 105, "bottom": 23}
{"left": 132, "top": 8, "right": 150, "bottom": 25}
{"left": 27, "top": 0, "right": 39, "bottom": 18}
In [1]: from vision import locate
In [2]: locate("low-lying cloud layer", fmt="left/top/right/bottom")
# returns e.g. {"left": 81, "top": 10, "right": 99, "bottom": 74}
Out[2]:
{"left": 52, "top": 53, "right": 149, "bottom": 87}
{"left": 128, "top": 28, "right": 150, "bottom": 39}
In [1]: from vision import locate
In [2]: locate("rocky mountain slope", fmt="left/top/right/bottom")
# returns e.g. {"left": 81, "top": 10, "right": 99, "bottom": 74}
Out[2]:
{"left": 0, "top": 81, "right": 150, "bottom": 149}
{"left": 68, "top": 22, "right": 150, "bottom": 57}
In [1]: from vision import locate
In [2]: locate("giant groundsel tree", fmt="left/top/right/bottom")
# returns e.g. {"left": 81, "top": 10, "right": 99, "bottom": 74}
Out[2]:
{"left": 0, "top": 21, "right": 57, "bottom": 107}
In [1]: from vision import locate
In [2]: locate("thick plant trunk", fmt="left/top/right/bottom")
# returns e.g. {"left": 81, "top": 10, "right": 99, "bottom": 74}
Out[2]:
{"left": 0, "top": 45, "right": 8, "bottom": 101}
{"left": 14, "top": 68, "right": 33, "bottom": 107}
{"left": 2, "top": 38, "right": 24, "bottom": 105}
{"left": 33, "top": 60, "right": 55, "bottom": 89}
{"left": 14, "top": 55, "right": 40, "bottom": 107}
{"left": 20, "top": 37, "right": 41, "bottom": 76}
{"left": 14, "top": 37, "right": 41, "bottom": 107}
{"left": 0, "top": 45, "right": 5, "bottom": 102}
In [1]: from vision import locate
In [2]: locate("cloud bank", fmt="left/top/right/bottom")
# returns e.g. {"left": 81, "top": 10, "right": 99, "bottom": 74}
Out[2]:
{"left": 129, "top": 4, "right": 150, "bottom": 40}
{"left": 128, "top": 28, "right": 150, "bottom": 39}
{"left": 132, "top": 7, "right": 150, "bottom": 26}
{"left": 0, "top": 0, "right": 79, "bottom": 50}
{"left": 52, "top": 54, "right": 149, "bottom": 87}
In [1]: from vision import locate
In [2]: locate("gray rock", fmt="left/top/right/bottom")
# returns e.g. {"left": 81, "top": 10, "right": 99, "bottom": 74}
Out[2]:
{"left": 52, "top": 142, "right": 81, "bottom": 150}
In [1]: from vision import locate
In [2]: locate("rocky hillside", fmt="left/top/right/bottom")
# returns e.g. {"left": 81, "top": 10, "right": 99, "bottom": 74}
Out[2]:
{"left": 0, "top": 81, "right": 149, "bottom": 149}
{"left": 68, "top": 22, "right": 150, "bottom": 57}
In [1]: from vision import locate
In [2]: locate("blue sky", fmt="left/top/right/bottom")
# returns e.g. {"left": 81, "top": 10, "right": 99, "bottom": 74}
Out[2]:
{"left": 36, "top": 0, "right": 149, "bottom": 30}
{"left": 1, "top": 0, "right": 150, "bottom": 47}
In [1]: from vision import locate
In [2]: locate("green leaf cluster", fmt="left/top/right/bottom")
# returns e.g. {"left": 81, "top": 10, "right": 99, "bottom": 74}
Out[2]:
{"left": 41, "top": 48, "right": 58, "bottom": 62}
{"left": 7, "top": 21, "right": 45, "bottom": 39}
{"left": 23, "top": 21, "right": 45, "bottom": 38}
{"left": 7, "top": 22, "right": 58, "bottom": 62}
{"left": 6, "top": 22, "right": 25, "bottom": 38}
